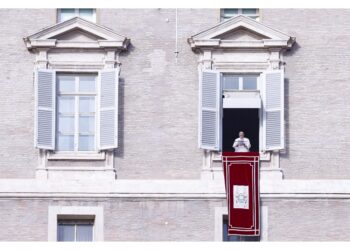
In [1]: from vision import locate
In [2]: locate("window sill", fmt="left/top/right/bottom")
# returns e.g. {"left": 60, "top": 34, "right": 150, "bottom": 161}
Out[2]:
{"left": 212, "top": 151, "right": 271, "bottom": 162}
{"left": 47, "top": 151, "right": 106, "bottom": 161}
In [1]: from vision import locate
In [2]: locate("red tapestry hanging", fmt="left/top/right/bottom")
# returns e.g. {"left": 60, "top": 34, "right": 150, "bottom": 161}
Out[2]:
{"left": 222, "top": 152, "right": 260, "bottom": 236}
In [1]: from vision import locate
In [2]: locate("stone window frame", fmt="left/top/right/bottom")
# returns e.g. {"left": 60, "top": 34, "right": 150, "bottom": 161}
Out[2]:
{"left": 24, "top": 17, "right": 129, "bottom": 179}
{"left": 188, "top": 15, "right": 295, "bottom": 181}
{"left": 214, "top": 206, "right": 268, "bottom": 241}
{"left": 48, "top": 206, "right": 104, "bottom": 241}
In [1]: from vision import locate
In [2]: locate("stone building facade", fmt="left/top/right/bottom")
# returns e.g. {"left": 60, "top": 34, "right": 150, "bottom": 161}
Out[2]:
{"left": 0, "top": 8, "right": 350, "bottom": 241}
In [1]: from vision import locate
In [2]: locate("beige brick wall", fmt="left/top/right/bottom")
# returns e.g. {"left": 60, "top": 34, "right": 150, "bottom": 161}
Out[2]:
{"left": 99, "top": 9, "right": 219, "bottom": 179}
{"left": 0, "top": 9, "right": 56, "bottom": 178}
{"left": 0, "top": 198, "right": 225, "bottom": 241}
{"left": 1, "top": 198, "right": 350, "bottom": 241}
{"left": 266, "top": 199, "right": 350, "bottom": 241}
{"left": 2, "top": 9, "right": 350, "bottom": 179}
{"left": 261, "top": 9, "right": 350, "bottom": 179}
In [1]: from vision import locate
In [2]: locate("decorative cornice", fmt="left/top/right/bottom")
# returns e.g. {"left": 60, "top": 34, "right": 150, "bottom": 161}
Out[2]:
{"left": 188, "top": 15, "right": 295, "bottom": 50}
{"left": 24, "top": 17, "right": 130, "bottom": 51}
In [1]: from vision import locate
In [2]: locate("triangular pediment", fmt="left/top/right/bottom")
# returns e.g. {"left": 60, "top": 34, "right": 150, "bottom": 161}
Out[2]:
{"left": 51, "top": 28, "right": 105, "bottom": 42}
{"left": 24, "top": 17, "right": 129, "bottom": 50}
{"left": 213, "top": 27, "right": 269, "bottom": 41}
{"left": 188, "top": 15, "right": 295, "bottom": 49}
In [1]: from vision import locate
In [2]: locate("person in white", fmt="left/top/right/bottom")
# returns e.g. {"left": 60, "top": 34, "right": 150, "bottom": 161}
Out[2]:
{"left": 232, "top": 131, "right": 251, "bottom": 152}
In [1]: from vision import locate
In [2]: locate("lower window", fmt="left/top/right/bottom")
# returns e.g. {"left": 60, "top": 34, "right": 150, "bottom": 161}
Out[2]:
{"left": 223, "top": 215, "right": 260, "bottom": 242}
{"left": 57, "top": 219, "right": 94, "bottom": 242}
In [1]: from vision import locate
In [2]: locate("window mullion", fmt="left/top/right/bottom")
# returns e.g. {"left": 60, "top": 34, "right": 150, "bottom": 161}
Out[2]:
{"left": 74, "top": 224, "right": 77, "bottom": 242}
{"left": 239, "top": 77, "right": 243, "bottom": 90}
{"left": 74, "top": 76, "right": 79, "bottom": 152}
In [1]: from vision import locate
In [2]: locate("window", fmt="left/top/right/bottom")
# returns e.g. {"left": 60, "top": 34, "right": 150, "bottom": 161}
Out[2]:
{"left": 58, "top": 219, "right": 94, "bottom": 242}
{"left": 35, "top": 69, "right": 119, "bottom": 153}
{"left": 56, "top": 74, "right": 97, "bottom": 152}
{"left": 221, "top": 9, "right": 259, "bottom": 21}
{"left": 199, "top": 70, "right": 284, "bottom": 151}
{"left": 222, "top": 216, "right": 260, "bottom": 241}
{"left": 223, "top": 74, "right": 258, "bottom": 91}
{"left": 58, "top": 9, "right": 96, "bottom": 23}
{"left": 48, "top": 206, "right": 104, "bottom": 241}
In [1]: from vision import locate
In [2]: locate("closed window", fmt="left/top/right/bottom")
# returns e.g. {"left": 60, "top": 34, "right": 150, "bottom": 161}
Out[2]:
{"left": 56, "top": 74, "right": 97, "bottom": 152}
{"left": 221, "top": 9, "right": 259, "bottom": 21}
{"left": 35, "top": 69, "right": 119, "bottom": 153}
{"left": 223, "top": 74, "right": 258, "bottom": 91}
{"left": 58, "top": 219, "right": 94, "bottom": 242}
{"left": 58, "top": 9, "right": 96, "bottom": 23}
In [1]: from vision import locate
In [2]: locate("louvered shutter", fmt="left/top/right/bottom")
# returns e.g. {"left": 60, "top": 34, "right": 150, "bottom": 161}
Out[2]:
{"left": 262, "top": 70, "right": 285, "bottom": 150}
{"left": 35, "top": 69, "right": 56, "bottom": 150}
{"left": 98, "top": 69, "right": 119, "bottom": 150}
{"left": 199, "top": 70, "right": 222, "bottom": 150}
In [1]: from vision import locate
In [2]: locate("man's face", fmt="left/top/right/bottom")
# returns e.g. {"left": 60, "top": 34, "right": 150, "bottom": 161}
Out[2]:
{"left": 239, "top": 132, "right": 244, "bottom": 138}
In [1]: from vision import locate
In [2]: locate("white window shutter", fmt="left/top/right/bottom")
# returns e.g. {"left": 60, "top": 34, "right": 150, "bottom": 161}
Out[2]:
{"left": 35, "top": 69, "right": 56, "bottom": 150}
{"left": 262, "top": 70, "right": 285, "bottom": 151}
{"left": 98, "top": 69, "right": 119, "bottom": 150}
{"left": 199, "top": 69, "right": 222, "bottom": 151}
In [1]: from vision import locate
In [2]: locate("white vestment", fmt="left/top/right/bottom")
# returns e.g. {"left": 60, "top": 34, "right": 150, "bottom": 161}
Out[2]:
{"left": 232, "top": 137, "right": 251, "bottom": 152}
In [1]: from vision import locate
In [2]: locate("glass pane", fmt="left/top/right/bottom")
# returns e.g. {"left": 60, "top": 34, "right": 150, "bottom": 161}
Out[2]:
{"left": 243, "top": 76, "right": 257, "bottom": 90}
{"left": 223, "top": 75, "right": 239, "bottom": 90}
{"left": 79, "top": 135, "right": 95, "bottom": 151}
{"left": 57, "top": 135, "right": 74, "bottom": 151}
{"left": 79, "top": 116, "right": 95, "bottom": 134}
{"left": 223, "top": 9, "right": 239, "bottom": 16}
{"left": 58, "top": 97, "right": 75, "bottom": 114}
{"left": 242, "top": 8, "right": 258, "bottom": 15}
{"left": 223, "top": 220, "right": 240, "bottom": 241}
{"left": 79, "top": 97, "right": 95, "bottom": 114}
{"left": 58, "top": 116, "right": 74, "bottom": 134}
{"left": 76, "top": 224, "right": 93, "bottom": 241}
{"left": 79, "top": 75, "right": 96, "bottom": 92}
{"left": 78, "top": 9, "right": 94, "bottom": 22}
{"left": 59, "top": 9, "right": 76, "bottom": 22}
{"left": 57, "top": 75, "right": 75, "bottom": 92}
{"left": 58, "top": 224, "right": 75, "bottom": 242}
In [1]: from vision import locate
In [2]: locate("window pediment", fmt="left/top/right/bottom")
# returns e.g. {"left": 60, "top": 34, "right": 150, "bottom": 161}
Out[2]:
{"left": 51, "top": 28, "right": 104, "bottom": 42}
{"left": 188, "top": 15, "right": 295, "bottom": 50}
{"left": 24, "top": 17, "right": 129, "bottom": 50}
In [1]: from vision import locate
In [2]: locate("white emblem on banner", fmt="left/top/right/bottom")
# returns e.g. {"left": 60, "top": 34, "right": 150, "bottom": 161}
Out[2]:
{"left": 233, "top": 185, "right": 249, "bottom": 209}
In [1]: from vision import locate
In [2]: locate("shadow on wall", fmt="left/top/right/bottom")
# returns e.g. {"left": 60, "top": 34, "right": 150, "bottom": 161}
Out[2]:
{"left": 114, "top": 42, "right": 134, "bottom": 159}
{"left": 115, "top": 77, "right": 125, "bottom": 159}
{"left": 281, "top": 77, "right": 290, "bottom": 159}
{"left": 280, "top": 41, "right": 301, "bottom": 160}
{"left": 284, "top": 41, "right": 301, "bottom": 57}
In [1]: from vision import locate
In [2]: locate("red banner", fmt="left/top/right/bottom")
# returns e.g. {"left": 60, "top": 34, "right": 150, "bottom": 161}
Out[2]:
{"left": 222, "top": 152, "right": 260, "bottom": 236}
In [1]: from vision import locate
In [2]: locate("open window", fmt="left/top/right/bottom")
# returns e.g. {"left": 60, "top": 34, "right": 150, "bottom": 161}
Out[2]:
{"left": 223, "top": 108, "right": 260, "bottom": 152}
{"left": 198, "top": 70, "right": 284, "bottom": 152}
{"left": 190, "top": 14, "right": 293, "bottom": 179}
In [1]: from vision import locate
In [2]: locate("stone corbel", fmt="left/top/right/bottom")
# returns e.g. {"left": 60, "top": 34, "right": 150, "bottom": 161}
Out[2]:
{"left": 104, "top": 49, "right": 121, "bottom": 69}
{"left": 35, "top": 48, "right": 50, "bottom": 69}
{"left": 268, "top": 48, "right": 282, "bottom": 70}
{"left": 200, "top": 49, "right": 213, "bottom": 70}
